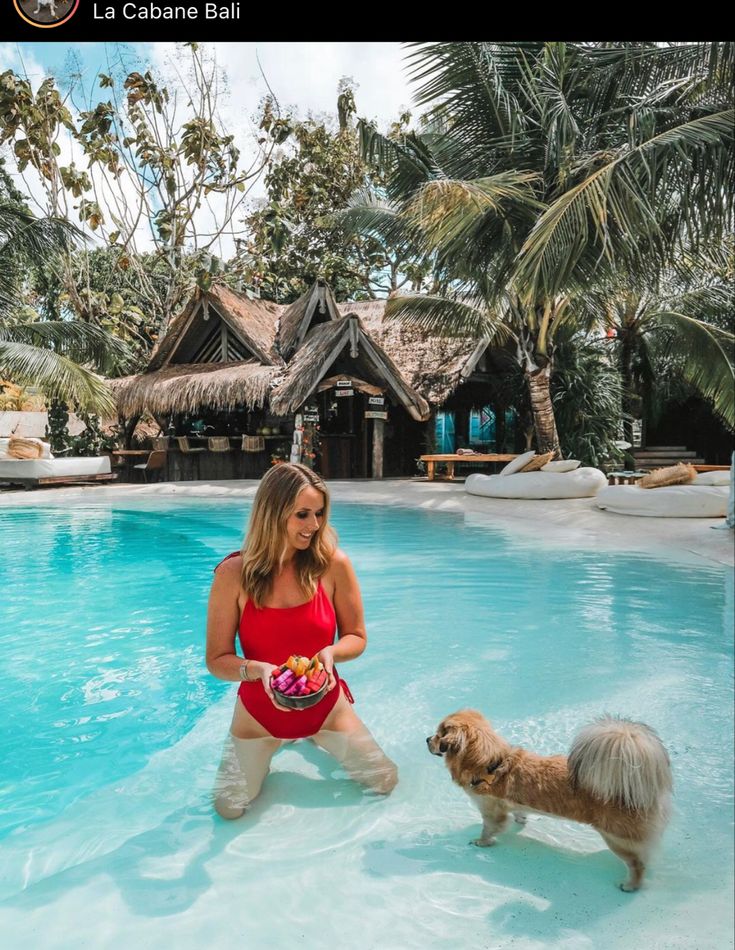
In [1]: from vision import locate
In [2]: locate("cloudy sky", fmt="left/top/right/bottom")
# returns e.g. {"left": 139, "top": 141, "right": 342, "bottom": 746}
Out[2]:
{"left": 0, "top": 42, "right": 418, "bottom": 256}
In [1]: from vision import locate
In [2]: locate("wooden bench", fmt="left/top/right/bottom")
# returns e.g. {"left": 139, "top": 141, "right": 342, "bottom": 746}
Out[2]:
{"left": 420, "top": 453, "right": 518, "bottom": 481}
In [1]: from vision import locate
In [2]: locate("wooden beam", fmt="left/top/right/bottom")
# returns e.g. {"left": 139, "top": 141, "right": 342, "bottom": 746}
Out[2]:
{"left": 318, "top": 375, "right": 385, "bottom": 396}
{"left": 371, "top": 417, "right": 385, "bottom": 480}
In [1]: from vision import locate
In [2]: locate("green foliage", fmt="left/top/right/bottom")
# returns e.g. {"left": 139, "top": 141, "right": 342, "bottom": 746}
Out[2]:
{"left": 350, "top": 42, "right": 734, "bottom": 454}
{"left": 0, "top": 45, "right": 266, "bottom": 337}
{"left": 45, "top": 399, "right": 72, "bottom": 455}
{"left": 240, "top": 89, "right": 432, "bottom": 302}
{"left": 551, "top": 332, "right": 626, "bottom": 467}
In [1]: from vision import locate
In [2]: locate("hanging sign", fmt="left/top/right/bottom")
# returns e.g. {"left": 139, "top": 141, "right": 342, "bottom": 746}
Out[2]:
{"left": 365, "top": 411, "right": 388, "bottom": 420}
{"left": 336, "top": 379, "right": 352, "bottom": 388}
{"left": 335, "top": 388, "right": 353, "bottom": 398}
{"left": 367, "top": 396, "right": 385, "bottom": 407}
{"left": 302, "top": 403, "right": 320, "bottom": 423}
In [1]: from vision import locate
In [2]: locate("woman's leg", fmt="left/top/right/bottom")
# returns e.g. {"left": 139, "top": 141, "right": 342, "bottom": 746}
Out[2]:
{"left": 213, "top": 733, "right": 282, "bottom": 819}
{"left": 213, "top": 699, "right": 281, "bottom": 819}
{"left": 312, "top": 694, "right": 398, "bottom": 795}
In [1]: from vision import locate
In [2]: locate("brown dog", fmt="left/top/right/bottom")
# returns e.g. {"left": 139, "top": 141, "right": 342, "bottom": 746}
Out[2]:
{"left": 427, "top": 709, "right": 672, "bottom": 891}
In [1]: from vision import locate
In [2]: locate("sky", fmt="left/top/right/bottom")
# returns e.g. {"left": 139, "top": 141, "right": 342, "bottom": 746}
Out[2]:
{"left": 0, "top": 42, "right": 417, "bottom": 258}
{"left": 0, "top": 42, "right": 416, "bottom": 125}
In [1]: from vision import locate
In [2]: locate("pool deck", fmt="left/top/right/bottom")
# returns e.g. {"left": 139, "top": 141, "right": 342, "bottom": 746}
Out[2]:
{"left": 1, "top": 478, "right": 732, "bottom": 569}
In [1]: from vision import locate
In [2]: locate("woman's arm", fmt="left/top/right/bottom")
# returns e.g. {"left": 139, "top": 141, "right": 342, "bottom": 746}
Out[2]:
{"left": 318, "top": 550, "right": 367, "bottom": 688}
{"left": 205, "top": 558, "right": 247, "bottom": 682}
{"left": 205, "top": 558, "right": 282, "bottom": 706}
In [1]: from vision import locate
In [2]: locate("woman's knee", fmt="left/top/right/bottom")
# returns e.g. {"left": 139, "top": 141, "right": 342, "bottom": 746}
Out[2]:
{"left": 371, "top": 758, "right": 398, "bottom": 795}
{"left": 212, "top": 734, "right": 274, "bottom": 818}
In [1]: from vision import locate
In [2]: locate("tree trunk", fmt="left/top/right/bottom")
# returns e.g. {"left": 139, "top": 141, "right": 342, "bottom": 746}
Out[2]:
{"left": 619, "top": 332, "right": 637, "bottom": 446}
{"left": 525, "top": 365, "right": 560, "bottom": 457}
{"left": 517, "top": 325, "right": 561, "bottom": 458}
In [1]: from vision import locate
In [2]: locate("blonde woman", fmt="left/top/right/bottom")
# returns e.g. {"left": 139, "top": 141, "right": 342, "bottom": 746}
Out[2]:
{"left": 207, "top": 462, "right": 398, "bottom": 818}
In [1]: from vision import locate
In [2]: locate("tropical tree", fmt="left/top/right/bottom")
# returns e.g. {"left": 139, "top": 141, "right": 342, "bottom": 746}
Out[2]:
{"left": 0, "top": 43, "right": 271, "bottom": 336}
{"left": 0, "top": 203, "right": 128, "bottom": 414}
{"left": 240, "top": 85, "right": 434, "bottom": 303}
{"left": 345, "top": 42, "right": 734, "bottom": 455}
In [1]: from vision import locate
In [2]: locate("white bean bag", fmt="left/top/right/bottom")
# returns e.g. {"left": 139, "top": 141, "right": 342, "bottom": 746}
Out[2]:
{"left": 595, "top": 483, "right": 729, "bottom": 518}
{"left": 465, "top": 467, "right": 607, "bottom": 499}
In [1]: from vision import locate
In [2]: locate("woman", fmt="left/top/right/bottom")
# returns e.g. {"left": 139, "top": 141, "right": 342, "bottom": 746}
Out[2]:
{"left": 206, "top": 462, "right": 398, "bottom": 818}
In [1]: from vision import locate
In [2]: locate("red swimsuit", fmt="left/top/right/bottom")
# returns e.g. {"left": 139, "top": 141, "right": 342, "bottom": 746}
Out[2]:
{"left": 215, "top": 553, "right": 353, "bottom": 740}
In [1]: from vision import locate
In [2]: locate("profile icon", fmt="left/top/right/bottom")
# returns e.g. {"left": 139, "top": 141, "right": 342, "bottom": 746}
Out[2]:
{"left": 13, "top": 0, "right": 79, "bottom": 28}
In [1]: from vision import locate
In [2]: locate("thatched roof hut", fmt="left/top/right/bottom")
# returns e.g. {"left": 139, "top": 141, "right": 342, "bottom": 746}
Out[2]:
{"left": 111, "top": 361, "right": 277, "bottom": 417}
{"left": 335, "top": 300, "right": 489, "bottom": 406}
{"left": 277, "top": 279, "right": 342, "bottom": 362}
{"left": 147, "top": 284, "right": 282, "bottom": 371}
{"left": 112, "top": 280, "right": 491, "bottom": 426}
{"left": 270, "top": 314, "right": 430, "bottom": 420}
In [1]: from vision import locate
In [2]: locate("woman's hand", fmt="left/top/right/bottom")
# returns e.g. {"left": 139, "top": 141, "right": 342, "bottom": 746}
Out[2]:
{"left": 253, "top": 661, "right": 292, "bottom": 712}
{"left": 316, "top": 646, "right": 337, "bottom": 691}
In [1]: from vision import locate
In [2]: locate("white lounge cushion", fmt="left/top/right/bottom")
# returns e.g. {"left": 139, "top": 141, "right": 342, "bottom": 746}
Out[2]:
{"left": 465, "top": 467, "right": 607, "bottom": 499}
{"left": 0, "top": 437, "right": 9, "bottom": 459}
{"left": 541, "top": 459, "right": 581, "bottom": 473}
{"left": 0, "top": 456, "right": 111, "bottom": 480}
{"left": 694, "top": 470, "right": 731, "bottom": 486}
{"left": 499, "top": 450, "right": 536, "bottom": 476}
{"left": 595, "top": 484, "right": 728, "bottom": 518}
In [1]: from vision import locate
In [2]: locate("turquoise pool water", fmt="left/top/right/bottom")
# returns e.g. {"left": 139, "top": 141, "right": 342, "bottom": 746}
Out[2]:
{"left": 0, "top": 498, "right": 733, "bottom": 949}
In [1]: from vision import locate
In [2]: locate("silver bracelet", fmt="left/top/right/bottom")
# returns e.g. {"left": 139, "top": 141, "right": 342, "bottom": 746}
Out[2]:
{"left": 239, "top": 659, "right": 251, "bottom": 681}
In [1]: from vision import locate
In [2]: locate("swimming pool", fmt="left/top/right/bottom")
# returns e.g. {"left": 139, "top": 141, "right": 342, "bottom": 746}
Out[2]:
{"left": 1, "top": 496, "right": 733, "bottom": 949}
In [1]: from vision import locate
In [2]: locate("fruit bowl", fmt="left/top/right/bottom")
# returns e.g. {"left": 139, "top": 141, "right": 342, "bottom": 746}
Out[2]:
{"left": 271, "top": 655, "right": 329, "bottom": 710}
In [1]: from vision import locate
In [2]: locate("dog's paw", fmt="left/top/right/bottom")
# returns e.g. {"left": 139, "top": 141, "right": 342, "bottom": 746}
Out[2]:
{"left": 619, "top": 881, "right": 639, "bottom": 893}
{"left": 470, "top": 837, "right": 496, "bottom": 847}
{"left": 513, "top": 813, "right": 528, "bottom": 825}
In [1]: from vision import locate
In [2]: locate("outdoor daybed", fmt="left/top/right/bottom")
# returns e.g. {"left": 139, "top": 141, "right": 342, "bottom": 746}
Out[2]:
{"left": 0, "top": 456, "right": 114, "bottom": 489}
{"left": 595, "top": 471, "right": 730, "bottom": 518}
{"left": 465, "top": 467, "right": 608, "bottom": 499}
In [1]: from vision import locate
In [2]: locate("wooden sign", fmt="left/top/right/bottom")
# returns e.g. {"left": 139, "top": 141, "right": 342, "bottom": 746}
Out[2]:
{"left": 365, "top": 411, "right": 388, "bottom": 420}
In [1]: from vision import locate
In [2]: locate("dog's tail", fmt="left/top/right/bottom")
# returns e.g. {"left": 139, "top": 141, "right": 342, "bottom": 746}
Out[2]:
{"left": 568, "top": 716, "right": 672, "bottom": 811}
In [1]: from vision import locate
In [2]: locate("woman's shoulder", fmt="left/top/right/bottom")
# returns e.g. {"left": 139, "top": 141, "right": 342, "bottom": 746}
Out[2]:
{"left": 324, "top": 547, "right": 355, "bottom": 581}
{"left": 213, "top": 551, "right": 243, "bottom": 577}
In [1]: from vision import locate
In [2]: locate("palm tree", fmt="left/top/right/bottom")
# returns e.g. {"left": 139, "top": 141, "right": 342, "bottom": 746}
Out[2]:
{"left": 0, "top": 203, "right": 127, "bottom": 414}
{"left": 595, "top": 256, "right": 734, "bottom": 441}
{"left": 344, "top": 42, "right": 734, "bottom": 455}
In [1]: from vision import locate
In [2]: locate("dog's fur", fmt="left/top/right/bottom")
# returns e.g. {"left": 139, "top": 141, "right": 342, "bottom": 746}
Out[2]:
{"left": 33, "top": 0, "right": 58, "bottom": 15}
{"left": 427, "top": 709, "right": 672, "bottom": 891}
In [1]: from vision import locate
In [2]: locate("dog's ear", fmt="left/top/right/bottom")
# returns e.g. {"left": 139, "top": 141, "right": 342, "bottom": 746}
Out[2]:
{"left": 438, "top": 723, "right": 466, "bottom": 755}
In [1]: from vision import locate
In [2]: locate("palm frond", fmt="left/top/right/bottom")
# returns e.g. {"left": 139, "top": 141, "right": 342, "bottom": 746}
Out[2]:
{"left": 650, "top": 311, "right": 735, "bottom": 430}
{"left": 1, "top": 319, "right": 131, "bottom": 375}
{"left": 0, "top": 340, "right": 117, "bottom": 414}
{"left": 513, "top": 110, "right": 734, "bottom": 301}
{"left": 385, "top": 293, "right": 512, "bottom": 342}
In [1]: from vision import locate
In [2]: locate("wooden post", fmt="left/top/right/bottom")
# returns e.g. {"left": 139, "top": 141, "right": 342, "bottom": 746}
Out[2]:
{"left": 372, "top": 418, "right": 385, "bottom": 479}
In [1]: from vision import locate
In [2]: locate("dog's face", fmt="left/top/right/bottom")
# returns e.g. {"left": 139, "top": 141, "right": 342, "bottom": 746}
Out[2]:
{"left": 427, "top": 710, "right": 510, "bottom": 789}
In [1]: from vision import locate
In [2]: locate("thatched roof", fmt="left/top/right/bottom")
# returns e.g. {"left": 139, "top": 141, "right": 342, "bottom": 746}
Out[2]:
{"left": 270, "top": 315, "right": 430, "bottom": 421}
{"left": 335, "top": 300, "right": 485, "bottom": 405}
{"left": 277, "top": 279, "right": 342, "bottom": 361}
{"left": 147, "top": 285, "right": 282, "bottom": 371}
{"left": 114, "top": 281, "right": 489, "bottom": 420}
{"left": 111, "top": 361, "right": 277, "bottom": 417}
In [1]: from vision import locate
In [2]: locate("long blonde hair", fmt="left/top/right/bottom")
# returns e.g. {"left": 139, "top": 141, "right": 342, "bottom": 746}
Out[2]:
{"left": 240, "top": 463, "right": 337, "bottom": 607}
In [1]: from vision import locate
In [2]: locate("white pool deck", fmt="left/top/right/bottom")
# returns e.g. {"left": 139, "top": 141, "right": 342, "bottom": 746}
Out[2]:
{"left": 1, "top": 477, "right": 732, "bottom": 569}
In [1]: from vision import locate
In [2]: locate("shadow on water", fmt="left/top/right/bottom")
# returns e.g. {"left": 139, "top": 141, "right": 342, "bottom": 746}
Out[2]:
{"left": 0, "top": 743, "right": 377, "bottom": 919}
{"left": 362, "top": 824, "right": 655, "bottom": 941}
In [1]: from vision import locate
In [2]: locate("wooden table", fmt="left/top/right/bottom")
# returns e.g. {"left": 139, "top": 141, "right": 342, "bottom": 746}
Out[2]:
{"left": 420, "top": 453, "right": 518, "bottom": 481}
